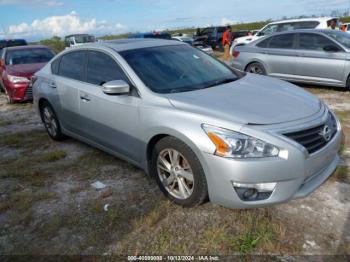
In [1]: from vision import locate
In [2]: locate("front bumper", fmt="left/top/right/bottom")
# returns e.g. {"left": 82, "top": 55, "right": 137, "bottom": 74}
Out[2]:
{"left": 4, "top": 80, "right": 32, "bottom": 102}
{"left": 201, "top": 121, "right": 342, "bottom": 209}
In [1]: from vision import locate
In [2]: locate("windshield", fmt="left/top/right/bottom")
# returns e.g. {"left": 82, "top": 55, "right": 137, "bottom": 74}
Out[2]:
{"left": 74, "top": 35, "right": 95, "bottom": 43}
{"left": 324, "top": 30, "right": 350, "bottom": 49}
{"left": 120, "top": 45, "right": 237, "bottom": 94}
{"left": 5, "top": 48, "right": 55, "bottom": 65}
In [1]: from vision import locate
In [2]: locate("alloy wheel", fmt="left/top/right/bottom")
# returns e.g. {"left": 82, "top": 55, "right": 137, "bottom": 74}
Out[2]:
{"left": 42, "top": 106, "right": 58, "bottom": 137}
{"left": 248, "top": 64, "right": 264, "bottom": 74}
{"left": 157, "top": 148, "right": 194, "bottom": 200}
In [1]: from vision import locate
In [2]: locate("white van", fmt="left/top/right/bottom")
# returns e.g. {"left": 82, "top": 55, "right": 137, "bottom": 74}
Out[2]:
{"left": 232, "top": 17, "right": 339, "bottom": 48}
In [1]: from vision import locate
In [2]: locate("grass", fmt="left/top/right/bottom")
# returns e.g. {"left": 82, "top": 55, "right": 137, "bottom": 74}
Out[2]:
{"left": 0, "top": 190, "right": 56, "bottom": 214}
{"left": 41, "top": 150, "right": 67, "bottom": 162}
{"left": 0, "top": 119, "right": 13, "bottom": 126}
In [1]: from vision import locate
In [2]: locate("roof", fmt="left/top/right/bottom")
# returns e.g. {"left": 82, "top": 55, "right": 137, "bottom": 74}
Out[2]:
{"left": 4, "top": 45, "right": 51, "bottom": 51}
{"left": 65, "top": 34, "right": 94, "bottom": 38}
{"left": 269, "top": 17, "right": 338, "bottom": 25}
{"left": 77, "top": 38, "right": 184, "bottom": 52}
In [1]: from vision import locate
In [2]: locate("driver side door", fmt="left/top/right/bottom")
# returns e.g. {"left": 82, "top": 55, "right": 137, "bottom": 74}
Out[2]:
{"left": 78, "top": 50, "right": 142, "bottom": 162}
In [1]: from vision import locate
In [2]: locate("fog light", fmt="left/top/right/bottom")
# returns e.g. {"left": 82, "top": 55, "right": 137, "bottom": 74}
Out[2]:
{"left": 232, "top": 182, "right": 276, "bottom": 202}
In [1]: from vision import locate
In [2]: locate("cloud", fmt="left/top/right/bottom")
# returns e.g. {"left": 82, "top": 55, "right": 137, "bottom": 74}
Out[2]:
{"left": 221, "top": 18, "right": 236, "bottom": 26}
{"left": 1, "top": 11, "right": 127, "bottom": 39}
{"left": 0, "top": 0, "right": 63, "bottom": 7}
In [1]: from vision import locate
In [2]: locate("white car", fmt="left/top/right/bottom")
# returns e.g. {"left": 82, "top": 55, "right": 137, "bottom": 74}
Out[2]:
{"left": 232, "top": 17, "right": 339, "bottom": 49}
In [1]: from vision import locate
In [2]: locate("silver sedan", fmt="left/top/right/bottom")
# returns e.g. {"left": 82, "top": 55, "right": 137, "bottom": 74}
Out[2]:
{"left": 231, "top": 29, "right": 350, "bottom": 91}
{"left": 33, "top": 39, "right": 342, "bottom": 208}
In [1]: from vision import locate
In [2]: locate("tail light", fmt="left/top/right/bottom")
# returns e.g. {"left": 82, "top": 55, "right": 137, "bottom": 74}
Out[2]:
{"left": 232, "top": 50, "right": 240, "bottom": 58}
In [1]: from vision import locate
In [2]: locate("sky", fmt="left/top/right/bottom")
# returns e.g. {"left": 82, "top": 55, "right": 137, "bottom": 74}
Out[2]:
{"left": 0, "top": 0, "right": 349, "bottom": 40}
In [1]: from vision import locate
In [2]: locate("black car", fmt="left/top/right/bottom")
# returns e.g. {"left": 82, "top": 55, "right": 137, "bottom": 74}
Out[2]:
{"left": 193, "top": 26, "right": 226, "bottom": 50}
{"left": 128, "top": 32, "right": 172, "bottom": 40}
{"left": 0, "top": 39, "right": 27, "bottom": 51}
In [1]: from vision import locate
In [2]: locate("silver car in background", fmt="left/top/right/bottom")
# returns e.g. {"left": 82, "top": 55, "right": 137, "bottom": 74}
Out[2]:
{"left": 33, "top": 39, "right": 342, "bottom": 209}
{"left": 231, "top": 30, "right": 350, "bottom": 91}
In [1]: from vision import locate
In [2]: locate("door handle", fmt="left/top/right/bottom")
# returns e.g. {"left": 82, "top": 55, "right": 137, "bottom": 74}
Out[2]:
{"left": 80, "top": 95, "right": 91, "bottom": 102}
{"left": 48, "top": 82, "right": 56, "bottom": 88}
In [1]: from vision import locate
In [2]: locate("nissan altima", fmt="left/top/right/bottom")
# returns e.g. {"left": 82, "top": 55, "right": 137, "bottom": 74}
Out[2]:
{"left": 33, "top": 39, "right": 342, "bottom": 208}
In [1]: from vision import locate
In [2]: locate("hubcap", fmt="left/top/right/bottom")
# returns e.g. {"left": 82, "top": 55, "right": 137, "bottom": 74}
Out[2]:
{"left": 248, "top": 65, "right": 263, "bottom": 74}
{"left": 157, "top": 149, "right": 194, "bottom": 200}
{"left": 42, "top": 107, "right": 58, "bottom": 137}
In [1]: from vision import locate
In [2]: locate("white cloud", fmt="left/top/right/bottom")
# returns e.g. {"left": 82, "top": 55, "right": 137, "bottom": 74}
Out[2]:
{"left": 0, "top": 0, "right": 63, "bottom": 7}
{"left": 1, "top": 11, "right": 127, "bottom": 39}
{"left": 221, "top": 18, "right": 236, "bottom": 26}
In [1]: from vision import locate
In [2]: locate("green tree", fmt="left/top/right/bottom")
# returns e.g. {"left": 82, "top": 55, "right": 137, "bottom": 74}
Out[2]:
{"left": 40, "top": 36, "right": 65, "bottom": 53}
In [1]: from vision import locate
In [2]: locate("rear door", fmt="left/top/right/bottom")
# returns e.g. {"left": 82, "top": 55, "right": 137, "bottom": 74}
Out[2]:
{"left": 294, "top": 32, "right": 346, "bottom": 85}
{"left": 78, "top": 50, "right": 142, "bottom": 162}
{"left": 263, "top": 33, "right": 298, "bottom": 78}
{"left": 54, "top": 50, "right": 87, "bottom": 134}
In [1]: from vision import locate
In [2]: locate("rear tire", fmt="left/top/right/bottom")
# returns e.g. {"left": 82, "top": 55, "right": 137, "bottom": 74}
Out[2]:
{"left": 40, "top": 101, "right": 66, "bottom": 141}
{"left": 245, "top": 62, "right": 266, "bottom": 75}
{"left": 151, "top": 136, "right": 208, "bottom": 207}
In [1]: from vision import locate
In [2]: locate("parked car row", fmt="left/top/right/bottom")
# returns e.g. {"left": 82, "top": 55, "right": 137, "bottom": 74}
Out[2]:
{"left": 231, "top": 29, "right": 350, "bottom": 91}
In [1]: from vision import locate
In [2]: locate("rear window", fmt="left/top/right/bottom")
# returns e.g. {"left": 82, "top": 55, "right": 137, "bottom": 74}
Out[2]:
{"left": 5, "top": 48, "right": 54, "bottom": 65}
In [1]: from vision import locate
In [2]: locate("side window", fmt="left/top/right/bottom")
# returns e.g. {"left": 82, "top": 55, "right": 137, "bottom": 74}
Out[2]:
{"left": 86, "top": 51, "right": 128, "bottom": 86}
{"left": 293, "top": 21, "right": 319, "bottom": 29}
{"left": 298, "top": 33, "right": 337, "bottom": 51}
{"left": 58, "top": 51, "right": 86, "bottom": 81}
{"left": 256, "top": 38, "right": 270, "bottom": 48}
{"left": 261, "top": 24, "right": 278, "bottom": 36}
{"left": 51, "top": 57, "right": 60, "bottom": 75}
{"left": 268, "top": 34, "right": 295, "bottom": 49}
{"left": 277, "top": 23, "right": 295, "bottom": 32}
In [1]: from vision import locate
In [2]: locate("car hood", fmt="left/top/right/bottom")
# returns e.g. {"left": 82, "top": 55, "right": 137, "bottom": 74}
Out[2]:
{"left": 166, "top": 74, "right": 321, "bottom": 125}
{"left": 6, "top": 63, "right": 47, "bottom": 77}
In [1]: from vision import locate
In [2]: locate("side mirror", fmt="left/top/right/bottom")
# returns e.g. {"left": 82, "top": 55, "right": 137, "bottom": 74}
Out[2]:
{"left": 323, "top": 45, "right": 340, "bottom": 52}
{"left": 102, "top": 80, "right": 130, "bottom": 95}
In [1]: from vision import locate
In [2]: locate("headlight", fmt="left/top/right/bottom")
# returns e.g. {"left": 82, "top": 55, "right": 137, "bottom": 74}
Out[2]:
{"left": 202, "top": 124, "right": 279, "bottom": 159}
{"left": 7, "top": 74, "right": 30, "bottom": 84}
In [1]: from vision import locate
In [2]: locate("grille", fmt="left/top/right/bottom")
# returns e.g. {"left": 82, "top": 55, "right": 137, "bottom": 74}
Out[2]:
{"left": 284, "top": 113, "right": 337, "bottom": 154}
{"left": 24, "top": 85, "right": 33, "bottom": 98}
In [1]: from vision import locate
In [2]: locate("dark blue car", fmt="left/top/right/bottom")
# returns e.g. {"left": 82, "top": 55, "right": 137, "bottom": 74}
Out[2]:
{"left": 128, "top": 32, "right": 171, "bottom": 40}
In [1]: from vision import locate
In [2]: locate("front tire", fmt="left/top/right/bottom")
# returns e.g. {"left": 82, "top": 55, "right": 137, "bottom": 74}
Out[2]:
{"left": 346, "top": 75, "right": 350, "bottom": 92}
{"left": 245, "top": 62, "right": 266, "bottom": 75}
{"left": 151, "top": 137, "right": 208, "bottom": 207}
{"left": 4, "top": 88, "right": 14, "bottom": 104}
{"left": 40, "top": 101, "right": 66, "bottom": 141}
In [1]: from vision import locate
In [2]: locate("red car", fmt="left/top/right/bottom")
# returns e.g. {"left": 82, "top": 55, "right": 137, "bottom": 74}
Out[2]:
{"left": 0, "top": 45, "right": 55, "bottom": 103}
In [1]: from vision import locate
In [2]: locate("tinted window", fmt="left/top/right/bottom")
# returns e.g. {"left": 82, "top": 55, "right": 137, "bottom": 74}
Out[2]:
{"left": 268, "top": 34, "right": 294, "bottom": 49}
{"left": 256, "top": 38, "right": 270, "bottom": 48}
{"left": 5, "top": 48, "right": 55, "bottom": 65}
{"left": 323, "top": 31, "right": 350, "bottom": 49}
{"left": 293, "top": 21, "right": 319, "bottom": 29}
{"left": 298, "top": 33, "right": 337, "bottom": 51}
{"left": 86, "top": 51, "right": 127, "bottom": 85}
{"left": 51, "top": 57, "right": 60, "bottom": 75}
{"left": 58, "top": 51, "right": 85, "bottom": 80}
{"left": 121, "top": 45, "right": 237, "bottom": 94}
